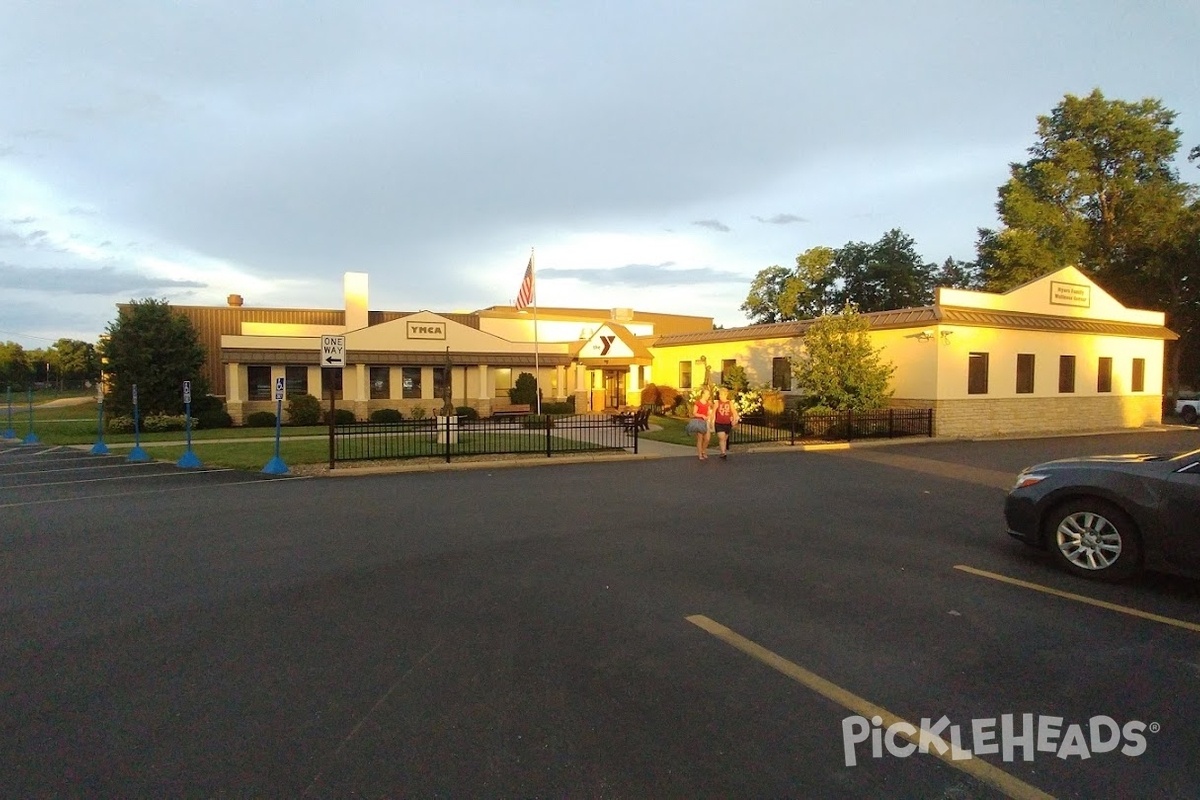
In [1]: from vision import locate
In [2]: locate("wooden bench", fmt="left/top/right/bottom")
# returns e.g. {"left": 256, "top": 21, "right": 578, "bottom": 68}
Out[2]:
{"left": 613, "top": 406, "right": 651, "bottom": 432}
{"left": 491, "top": 404, "right": 532, "bottom": 420}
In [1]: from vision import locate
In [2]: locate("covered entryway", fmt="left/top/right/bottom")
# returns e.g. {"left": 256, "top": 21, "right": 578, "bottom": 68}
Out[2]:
{"left": 603, "top": 369, "right": 626, "bottom": 409}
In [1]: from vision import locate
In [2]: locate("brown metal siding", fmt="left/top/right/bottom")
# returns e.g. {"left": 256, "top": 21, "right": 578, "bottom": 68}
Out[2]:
{"left": 127, "top": 304, "right": 345, "bottom": 397}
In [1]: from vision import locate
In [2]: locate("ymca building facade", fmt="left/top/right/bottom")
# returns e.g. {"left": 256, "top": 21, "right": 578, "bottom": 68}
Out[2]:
{"left": 163, "top": 267, "right": 1176, "bottom": 438}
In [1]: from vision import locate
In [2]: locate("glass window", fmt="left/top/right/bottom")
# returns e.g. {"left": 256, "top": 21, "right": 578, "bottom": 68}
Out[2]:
{"left": 1016, "top": 354, "right": 1035, "bottom": 394}
{"left": 321, "top": 367, "right": 343, "bottom": 394}
{"left": 402, "top": 367, "right": 422, "bottom": 399}
{"left": 370, "top": 367, "right": 390, "bottom": 399}
{"left": 247, "top": 365, "right": 271, "bottom": 400}
{"left": 493, "top": 368, "right": 512, "bottom": 395}
{"left": 1097, "top": 357, "right": 1113, "bottom": 393}
{"left": 1059, "top": 355, "right": 1076, "bottom": 394}
{"left": 678, "top": 362, "right": 692, "bottom": 389}
{"left": 772, "top": 357, "right": 791, "bottom": 390}
{"left": 1132, "top": 358, "right": 1145, "bottom": 392}
{"left": 285, "top": 365, "right": 308, "bottom": 397}
{"left": 968, "top": 352, "right": 989, "bottom": 395}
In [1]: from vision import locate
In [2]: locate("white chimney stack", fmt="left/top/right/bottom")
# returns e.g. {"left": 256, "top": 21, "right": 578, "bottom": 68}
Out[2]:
{"left": 344, "top": 272, "right": 368, "bottom": 331}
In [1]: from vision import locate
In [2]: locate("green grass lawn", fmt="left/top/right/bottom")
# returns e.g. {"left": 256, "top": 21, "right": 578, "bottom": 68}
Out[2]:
{"left": 138, "top": 439, "right": 334, "bottom": 471}
{"left": 21, "top": 416, "right": 330, "bottom": 446}
{"left": 640, "top": 414, "right": 697, "bottom": 446}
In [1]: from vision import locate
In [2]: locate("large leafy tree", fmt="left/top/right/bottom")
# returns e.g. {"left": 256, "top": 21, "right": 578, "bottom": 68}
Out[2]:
{"left": 53, "top": 338, "right": 100, "bottom": 387}
{"left": 791, "top": 304, "right": 895, "bottom": 411}
{"left": 100, "top": 299, "right": 209, "bottom": 415}
{"left": 932, "top": 257, "right": 983, "bottom": 291}
{"left": 832, "top": 229, "right": 935, "bottom": 312}
{"left": 0, "top": 341, "right": 33, "bottom": 389}
{"left": 978, "top": 89, "right": 1199, "bottom": 395}
{"left": 742, "top": 231, "right": 935, "bottom": 322}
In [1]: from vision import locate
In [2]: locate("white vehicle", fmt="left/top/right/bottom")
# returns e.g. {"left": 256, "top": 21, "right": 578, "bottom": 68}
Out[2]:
{"left": 1177, "top": 398, "right": 1198, "bottom": 425}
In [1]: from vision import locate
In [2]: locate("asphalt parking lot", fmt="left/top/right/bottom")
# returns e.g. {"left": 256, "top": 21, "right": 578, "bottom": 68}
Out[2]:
{"left": 2, "top": 430, "right": 1199, "bottom": 798}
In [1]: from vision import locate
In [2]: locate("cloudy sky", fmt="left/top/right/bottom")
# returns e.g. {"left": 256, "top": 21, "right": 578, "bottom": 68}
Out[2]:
{"left": 2, "top": 1, "right": 1197, "bottom": 347}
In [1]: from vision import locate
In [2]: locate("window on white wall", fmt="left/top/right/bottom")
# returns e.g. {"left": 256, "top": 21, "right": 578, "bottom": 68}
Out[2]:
{"left": 1132, "top": 358, "right": 1146, "bottom": 392}
{"left": 679, "top": 362, "right": 692, "bottom": 389}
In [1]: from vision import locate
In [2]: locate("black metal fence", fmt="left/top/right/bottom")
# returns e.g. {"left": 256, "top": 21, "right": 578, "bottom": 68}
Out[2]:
{"left": 331, "top": 413, "right": 639, "bottom": 465}
{"left": 732, "top": 408, "right": 934, "bottom": 446}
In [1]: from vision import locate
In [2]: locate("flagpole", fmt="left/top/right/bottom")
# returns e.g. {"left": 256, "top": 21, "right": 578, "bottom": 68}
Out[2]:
{"left": 531, "top": 247, "right": 541, "bottom": 415}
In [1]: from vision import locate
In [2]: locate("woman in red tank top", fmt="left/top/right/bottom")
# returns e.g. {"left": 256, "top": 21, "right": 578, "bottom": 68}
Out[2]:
{"left": 687, "top": 388, "right": 713, "bottom": 460}
{"left": 713, "top": 386, "right": 740, "bottom": 459}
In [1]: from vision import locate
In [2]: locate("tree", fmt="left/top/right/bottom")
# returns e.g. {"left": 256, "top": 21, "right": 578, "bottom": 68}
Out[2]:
{"left": 54, "top": 338, "right": 100, "bottom": 388}
{"left": 781, "top": 246, "right": 838, "bottom": 319}
{"left": 791, "top": 304, "right": 895, "bottom": 411}
{"left": 978, "top": 89, "right": 1199, "bottom": 395}
{"left": 0, "top": 341, "right": 33, "bottom": 389}
{"left": 741, "top": 265, "right": 794, "bottom": 323}
{"left": 832, "top": 229, "right": 935, "bottom": 312}
{"left": 979, "top": 89, "right": 1187, "bottom": 288}
{"left": 100, "top": 299, "right": 208, "bottom": 416}
{"left": 932, "top": 257, "right": 983, "bottom": 291}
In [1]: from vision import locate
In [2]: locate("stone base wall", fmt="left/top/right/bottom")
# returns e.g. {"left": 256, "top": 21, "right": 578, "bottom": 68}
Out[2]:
{"left": 890, "top": 395, "right": 1163, "bottom": 438}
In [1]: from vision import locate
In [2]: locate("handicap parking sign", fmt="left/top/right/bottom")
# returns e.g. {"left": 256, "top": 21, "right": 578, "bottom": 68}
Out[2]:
{"left": 274, "top": 377, "right": 285, "bottom": 401}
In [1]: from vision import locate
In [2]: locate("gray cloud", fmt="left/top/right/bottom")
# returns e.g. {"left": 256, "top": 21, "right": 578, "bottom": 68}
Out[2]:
{"left": 538, "top": 262, "right": 744, "bottom": 287}
{"left": 8, "top": 217, "right": 36, "bottom": 225}
{"left": 692, "top": 219, "right": 731, "bottom": 233}
{"left": 0, "top": 263, "right": 207, "bottom": 295}
{"left": 753, "top": 213, "right": 808, "bottom": 225}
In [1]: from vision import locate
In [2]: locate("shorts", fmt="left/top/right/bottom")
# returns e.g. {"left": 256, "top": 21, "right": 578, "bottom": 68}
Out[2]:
{"left": 685, "top": 418, "right": 708, "bottom": 435}
{"left": 714, "top": 422, "right": 732, "bottom": 435}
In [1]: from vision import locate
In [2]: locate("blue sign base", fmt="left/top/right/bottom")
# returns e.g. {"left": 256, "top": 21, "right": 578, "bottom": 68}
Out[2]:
{"left": 21, "top": 432, "right": 39, "bottom": 445}
{"left": 261, "top": 455, "right": 289, "bottom": 475}
{"left": 127, "top": 446, "right": 152, "bottom": 463}
{"left": 177, "top": 449, "right": 203, "bottom": 469}
{"left": 2, "top": 428, "right": 14, "bottom": 440}
{"left": 90, "top": 441, "right": 110, "bottom": 455}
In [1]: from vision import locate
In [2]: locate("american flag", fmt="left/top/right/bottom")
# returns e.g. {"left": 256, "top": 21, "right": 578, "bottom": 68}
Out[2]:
{"left": 515, "top": 254, "right": 535, "bottom": 311}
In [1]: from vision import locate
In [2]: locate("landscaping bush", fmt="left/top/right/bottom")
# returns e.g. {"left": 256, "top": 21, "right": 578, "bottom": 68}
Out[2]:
{"left": 246, "top": 411, "right": 277, "bottom": 428}
{"left": 672, "top": 404, "right": 691, "bottom": 418}
{"left": 142, "top": 414, "right": 195, "bottom": 432}
{"left": 323, "top": 408, "right": 357, "bottom": 425}
{"left": 192, "top": 395, "right": 233, "bottom": 429}
{"left": 455, "top": 405, "right": 479, "bottom": 421}
{"left": 640, "top": 383, "right": 658, "bottom": 406}
{"left": 656, "top": 386, "right": 682, "bottom": 412}
{"left": 409, "top": 405, "right": 427, "bottom": 420}
{"left": 541, "top": 401, "right": 574, "bottom": 415}
{"left": 287, "top": 393, "right": 322, "bottom": 426}
{"left": 370, "top": 408, "right": 404, "bottom": 423}
{"left": 509, "top": 372, "right": 538, "bottom": 406}
{"left": 106, "top": 415, "right": 135, "bottom": 434}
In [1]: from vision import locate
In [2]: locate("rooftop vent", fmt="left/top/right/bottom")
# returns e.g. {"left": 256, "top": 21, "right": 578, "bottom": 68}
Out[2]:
{"left": 227, "top": 294, "right": 244, "bottom": 307}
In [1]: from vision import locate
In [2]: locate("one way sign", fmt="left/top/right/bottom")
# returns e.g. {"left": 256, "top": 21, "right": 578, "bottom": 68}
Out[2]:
{"left": 321, "top": 335, "right": 346, "bottom": 367}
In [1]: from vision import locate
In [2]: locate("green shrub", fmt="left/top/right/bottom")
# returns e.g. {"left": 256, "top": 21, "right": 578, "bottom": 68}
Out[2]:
{"left": 192, "top": 395, "right": 233, "bottom": 429}
{"left": 522, "top": 414, "right": 553, "bottom": 429}
{"left": 323, "top": 408, "right": 357, "bottom": 425}
{"left": 672, "top": 404, "right": 691, "bottom": 418}
{"left": 246, "top": 411, "right": 277, "bottom": 427}
{"left": 287, "top": 393, "right": 322, "bottom": 426}
{"left": 409, "top": 405, "right": 426, "bottom": 420}
{"left": 455, "top": 405, "right": 479, "bottom": 420}
{"left": 142, "top": 414, "right": 196, "bottom": 432}
{"left": 106, "top": 415, "right": 135, "bottom": 434}
{"left": 370, "top": 408, "right": 404, "bottom": 423}
{"left": 541, "top": 401, "right": 574, "bottom": 415}
{"left": 509, "top": 372, "right": 538, "bottom": 406}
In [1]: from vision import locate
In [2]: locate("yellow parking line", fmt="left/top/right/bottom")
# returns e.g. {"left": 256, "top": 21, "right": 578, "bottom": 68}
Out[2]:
{"left": 686, "top": 615, "right": 1055, "bottom": 800}
{"left": 953, "top": 565, "right": 1200, "bottom": 633}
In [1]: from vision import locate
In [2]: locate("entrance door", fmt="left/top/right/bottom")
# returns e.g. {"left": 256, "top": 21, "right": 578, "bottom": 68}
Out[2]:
{"left": 604, "top": 370, "right": 626, "bottom": 409}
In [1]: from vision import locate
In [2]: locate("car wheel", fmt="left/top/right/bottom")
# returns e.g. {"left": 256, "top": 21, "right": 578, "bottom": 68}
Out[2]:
{"left": 1182, "top": 405, "right": 1198, "bottom": 425}
{"left": 1045, "top": 499, "right": 1141, "bottom": 581}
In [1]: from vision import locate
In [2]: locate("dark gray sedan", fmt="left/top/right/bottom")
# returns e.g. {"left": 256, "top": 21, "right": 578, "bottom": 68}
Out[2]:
{"left": 1005, "top": 447, "right": 1200, "bottom": 581}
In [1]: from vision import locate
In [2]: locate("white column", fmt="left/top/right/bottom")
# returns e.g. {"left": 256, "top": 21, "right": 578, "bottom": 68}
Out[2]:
{"left": 349, "top": 363, "right": 367, "bottom": 401}
{"left": 555, "top": 365, "right": 565, "bottom": 400}
{"left": 476, "top": 364, "right": 490, "bottom": 399}
{"left": 575, "top": 364, "right": 587, "bottom": 392}
{"left": 420, "top": 367, "right": 434, "bottom": 400}
{"left": 389, "top": 367, "right": 402, "bottom": 400}
{"left": 307, "top": 366, "right": 322, "bottom": 398}
{"left": 225, "top": 363, "right": 242, "bottom": 401}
